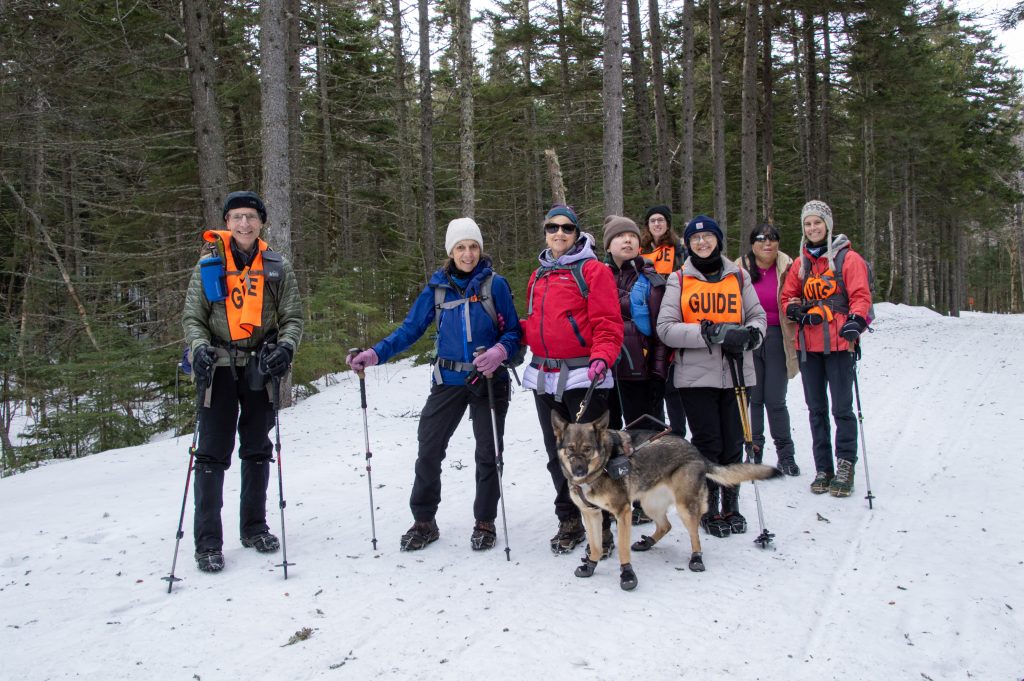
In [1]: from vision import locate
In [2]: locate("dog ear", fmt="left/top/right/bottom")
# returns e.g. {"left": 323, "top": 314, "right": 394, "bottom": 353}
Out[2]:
{"left": 591, "top": 409, "right": 610, "bottom": 434}
{"left": 551, "top": 409, "right": 568, "bottom": 439}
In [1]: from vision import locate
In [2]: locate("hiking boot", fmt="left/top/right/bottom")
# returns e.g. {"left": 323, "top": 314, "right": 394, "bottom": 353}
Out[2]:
{"left": 550, "top": 516, "right": 585, "bottom": 554}
{"left": 810, "top": 470, "right": 833, "bottom": 494}
{"left": 600, "top": 525, "right": 615, "bottom": 559}
{"left": 240, "top": 531, "right": 280, "bottom": 553}
{"left": 400, "top": 519, "right": 439, "bottom": 551}
{"left": 829, "top": 459, "right": 855, "bottom": 497}
{"left": 470, "top": 520, "right": 496, "bottom": 551}
{"left": 777, "top": 453, "right": 801, "bottom": 476}
{"left": 195, "top": 549, "right": 224, "bottom": 573}
{"left": 700, "top": 485, "right": 732, "bottom": 538}
{"left": 631, "top": 503, "right": 652, "bottom": 526}
{"left": 721, "top": 486, "right": 747, "bottom": 534}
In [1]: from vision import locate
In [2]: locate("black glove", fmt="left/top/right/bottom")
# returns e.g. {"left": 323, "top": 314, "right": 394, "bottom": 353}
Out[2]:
{"left": 192, "top": 345, "right": 217, "bottom": 384}
{"left": 745, "top": 326, "right": 762, "bottom": 351}
{"left": 840, "top": 314, "right": 868, "bottom": 342}
{"left": 722, "top": 327, "right": 751, "bottom": 357}
{"left": 786, "top": 302, "right": 822, "bottom": 326}
{"left": 700, "top": 320, "right": 728, "bottom": 345}
{"left": 262, "top": 343, "right": 294, "bottom": 378}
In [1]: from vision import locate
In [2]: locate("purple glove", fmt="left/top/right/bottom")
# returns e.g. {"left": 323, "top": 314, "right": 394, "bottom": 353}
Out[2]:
{"left": 587, "top": 358, "right": 608, "bottom": 383}
{"left": 346, "top": 348, "right": 379, "bottom": 372}
{"left": 472, "top": 344, "right": 508, "bottom": 376}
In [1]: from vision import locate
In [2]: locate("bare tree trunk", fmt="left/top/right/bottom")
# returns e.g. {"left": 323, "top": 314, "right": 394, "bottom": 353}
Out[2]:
{"left": 625, "top": 0, "right": 654, "bottom": 196}
{"left": 790, "top": 12, "right": 810, "bottom": 199}
{"left": 456, "top": 0, "right": 474, "bottom": 218}
{"left": 860, "top": 105, "right": 876, "bottom": 264}
{"left": 802, "top": 11, "right": 819, "bottom": 199}
{"left": 418, "top": 0, "right": 437, "bottom": 273}
{"left": 286, "top": 0, "right": 302, "bottom": 268}
{"left": 556, "top": 0, "right": 571, "bottom": 133}
{"left": 819, "top": 12, "right": 832, "bottom": 198}
{"left": 1016, "top": 200, "right": 1024, "bottom": 312}
{"left": 181, "top": 0, "right": 229, "bottom": 226}
{"left": 709, "top": 0, "right": 728, "bottom": 249}
{"left": 886, "top": 209, "right": 897, "bottom": 301}
{"left": 602, "top": 0, "right": 624, "bottom": 216}
{"left": 760, "top": 0, "right": 775, "bottom": 224}
{"left": 740, "top": 0, "right": 759, "bottom": 234}
{"left": 315, "top": 0, "right": 337, "bottom": 267}
{"left": 545, "top": 149, "right": 567, "bottom": 207}
{"left": 678, "top": 0, "right": 695, "bottom": 221}
{"left": 648, "top": 0, "right": 672, "bottom": 204}
{"left": 260, "top": 0, "right": 292, "bottom": 260}
{"left": 391, "top": 0, "right": 415, "bottom": 246}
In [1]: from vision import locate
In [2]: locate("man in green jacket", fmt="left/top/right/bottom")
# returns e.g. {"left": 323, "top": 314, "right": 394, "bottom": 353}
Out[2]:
{"left": 182, "top": 191, "right": 303, "bottom": 573}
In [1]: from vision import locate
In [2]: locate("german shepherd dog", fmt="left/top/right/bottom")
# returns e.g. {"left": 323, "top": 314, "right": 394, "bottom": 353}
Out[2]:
{"left": 551, "top": 410, "right": 781, "bottom": 591}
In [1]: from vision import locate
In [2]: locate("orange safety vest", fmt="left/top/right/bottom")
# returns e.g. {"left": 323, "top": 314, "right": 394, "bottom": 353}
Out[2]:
{"left": 646, "top": 243, "right": 677, "bottom": 275}
{"left": 802, "top": 268, "right": 839, "bottom": 322}
{"left": 203, "top": 230, "right": 267, "bottom": 341}
{"left": 680, "top": 273, "right": 743, "bottom": 325}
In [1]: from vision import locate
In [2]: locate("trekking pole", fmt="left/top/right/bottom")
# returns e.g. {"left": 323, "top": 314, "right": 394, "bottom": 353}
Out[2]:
{"left": 349, "top": 348, "right": 379, "bottom": 550}
{"left": 270, "top": 374, "right": 295, "bottom": 578}
{"left": 726, "top": 354, "right": 775, "bottom": 550}
{"left": 852, "top": 345, "right": 876, "bottom": 509}
{"left": 162, "top": 386, "right": 203, "bottom": 593}
{"left": 475, "top": 346, "right": 512, "bottom": 562}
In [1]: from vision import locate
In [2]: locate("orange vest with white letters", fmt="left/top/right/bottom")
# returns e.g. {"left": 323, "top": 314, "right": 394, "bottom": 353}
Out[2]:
{"left": 680, "top": 273, "right": 743, "bottom": 325}
{"left": 203, "top": 230, "right": 267, "bottom": 341}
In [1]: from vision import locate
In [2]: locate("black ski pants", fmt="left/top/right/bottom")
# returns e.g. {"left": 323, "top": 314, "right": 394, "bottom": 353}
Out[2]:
{"left": 193, "top": 365, "right": 275, "bottom": 553}
{"left": 799, "top": 350, "right": 857, "bottom": 474}
{"left": 679, "top": 387, "right": 743, "bottom": 491}
{"left": 533, "top": 387, "right": 609, "bottom": 521}
{"left": 750, "top": 326, "right": 795, "bottom": 460}
{"left": 609, "top": 378, "right": 665, "bottom": 430}
{"left": 663, "top": 366, "right": 687, "bottom": 437}
{"left": 411, "top": 381, "right": 509, "bottom": 523}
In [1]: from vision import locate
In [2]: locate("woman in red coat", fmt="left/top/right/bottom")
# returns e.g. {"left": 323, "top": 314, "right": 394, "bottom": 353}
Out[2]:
{"left": 520, "top": 205, "right": 624, "bottom": 554}
{"left": 780, "top": 200, "right": 872, "bottom": 498}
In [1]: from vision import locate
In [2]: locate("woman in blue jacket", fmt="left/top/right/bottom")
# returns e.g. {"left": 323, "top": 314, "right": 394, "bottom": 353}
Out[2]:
{"left": 346, "top": 218, "right": 521, "bottom": 552}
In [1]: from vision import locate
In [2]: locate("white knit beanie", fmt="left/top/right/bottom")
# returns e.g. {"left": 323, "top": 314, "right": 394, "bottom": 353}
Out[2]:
{"left": 444, "top": 217, "right": 483, "bottom": 255}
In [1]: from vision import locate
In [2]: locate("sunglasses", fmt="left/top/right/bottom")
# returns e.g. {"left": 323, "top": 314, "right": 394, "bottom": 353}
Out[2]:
{"left": 754, "top": 234, "right": 780, "bottom": 243}
{"left": 544, "top": 222, "right": 577, "bottom": 235}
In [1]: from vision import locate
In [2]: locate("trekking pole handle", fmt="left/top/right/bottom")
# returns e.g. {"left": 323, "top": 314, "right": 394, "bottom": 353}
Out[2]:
{"left": 475, "top": 346, "right": 497, "bottom": 410}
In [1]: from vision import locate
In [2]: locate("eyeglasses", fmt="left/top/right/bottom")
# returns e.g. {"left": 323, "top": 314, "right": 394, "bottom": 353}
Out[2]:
{"left": 754, "top": 234, "right": 780, "bottom": 243}
{"left": 544, "top": 222, "right": 577, "bottom": 235}
{"left": 689, "top": 233, "right": 716, "bottom": 245}
{"left": 648, "top": 217, "right": 667, "bottom": 225}
{"left": 228, "top": 213, "right": 261, "bottom": 224}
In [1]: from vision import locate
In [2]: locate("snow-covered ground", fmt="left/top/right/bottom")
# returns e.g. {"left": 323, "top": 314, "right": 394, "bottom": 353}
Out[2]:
{"left": 2, "top": 303, "right": 1022, "bottom": 681}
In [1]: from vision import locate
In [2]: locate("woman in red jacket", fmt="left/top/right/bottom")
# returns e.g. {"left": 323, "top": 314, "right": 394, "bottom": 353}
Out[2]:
{"left": 520, "top": 205, "right": 624, "bottom": 554}
{"left": 780, "top": 200, "right": 872, "bottom": 498}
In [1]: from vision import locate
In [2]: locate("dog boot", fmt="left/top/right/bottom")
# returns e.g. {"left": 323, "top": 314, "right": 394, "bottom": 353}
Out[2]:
{"left": 400, "top": 519, "right": 439, "bottom": 551}
{"left": 550, "top": 516, "right": 585, "bottom": 554}
{"left": 688, "top": 552, "right": 705, "bottom": 572}
{"left": 470, "top": 520, "right": 496, "bottom": 551}
{"left": 631, "top": 535, "right": 657, "bottom": 552}
{"left": 574, "top": 556, "right": 597, "bottom": 578}
{"left": 619, "top": 563, "right": 638, "bottom": 591}
{"left": 721, "top": 486, "right": 747, "bottom": 535}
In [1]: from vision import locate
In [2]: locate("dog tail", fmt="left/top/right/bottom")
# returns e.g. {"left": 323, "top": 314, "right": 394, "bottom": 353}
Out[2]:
{"left": 706, "top": 462, "right": 782, "bottom": 487}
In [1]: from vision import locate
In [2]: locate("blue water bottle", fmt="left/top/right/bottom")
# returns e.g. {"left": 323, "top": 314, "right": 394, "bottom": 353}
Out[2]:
{"left": 199, "top": 256, "right": 227, "bottom": 302}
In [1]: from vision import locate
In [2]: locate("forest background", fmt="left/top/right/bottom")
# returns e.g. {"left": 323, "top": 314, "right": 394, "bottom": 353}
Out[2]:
{"left": 1, "top": 0, "right": 1022, "bottom": 474}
